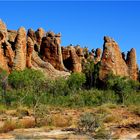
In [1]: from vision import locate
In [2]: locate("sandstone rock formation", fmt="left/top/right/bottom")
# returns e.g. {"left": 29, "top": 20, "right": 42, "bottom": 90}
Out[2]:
{"left": 8, "top": 30, "right": 17, "bottom": 43}
{"left": 0, "top": 19, "right": 69, "bottom": 78}
{"left": 126, "top": 48, "right": 138, "bottom": 80}
{"left": 0, "top": 19, "right": 138, "bottom": 80}
{"left": 26, "top": 29, "right": 70, "bottom": 78}
{"left": 62, "top": 46, "right": 83, "bottom": 72}
{"left": 13, "top": 27, "right": 27, "bottom": 71}
{"left": 0, "top": 20, "right": 12, "bottom": 72}
{"left": 40, "top": 31, "right": 66, "bottom": 71}
{"left": 94, "top": 48, "right": 102, "bottom": 64}
{"left": 99, "top": 36, "right": 138, "bottom": 80}
{"left": 35, "top": 28, "right": 45, "bottom": 52}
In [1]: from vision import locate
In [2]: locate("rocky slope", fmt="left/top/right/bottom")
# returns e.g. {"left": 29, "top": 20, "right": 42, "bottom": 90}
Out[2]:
{"left": 0, "top": 19, "right": 138, "bottom": 80}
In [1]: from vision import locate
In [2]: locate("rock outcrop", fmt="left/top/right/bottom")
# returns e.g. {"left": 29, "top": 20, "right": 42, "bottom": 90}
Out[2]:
{"left": 8, "top": 30, "right": 17, "bottom": 43}
{"left": 126, "top": 48, "right": 138, "bottom": 80}
{"left": 26, "top": 29, "right": 69, "bottom": 78}
{"left": 0, "top": 19, "right": 69, "bottom": 78}
{"left": 13, "top": 27, "right": 27, "bottom": 71}
{"left": 99, "top": 36, "right": 138, "bottom": 80}
{"left": 94, "top": 48, "right": 102, "bottom": 64}
{"left": 40, "top": 32, "right": 66, "bottom": 71}
{"left": 0, "top": 20, "right": 138, "bottom": 80}
{"left": 35, "top": 28, "right": 45, "bottom": 52}
{"left": 0, "top": 20, "right": 12, "bottom": 72}
{"left": 62, "top": 46, "right": 83, "bottom": 72}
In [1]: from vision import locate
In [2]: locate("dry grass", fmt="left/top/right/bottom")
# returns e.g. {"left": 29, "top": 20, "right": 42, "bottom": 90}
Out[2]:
{"left": 0, "top": 105, "right": 6, "bottom": 115}
{"left": 128, "top": 105, "right": 140, "bottom": 117}
{"left": 19, "top": 117, "right": 35, "bottom": 128}
{"left": 16, "top": 107, "right": 30, "bottom": 118}
{"left": 95, "top": 106, "right": 111, "bottom": 115}
{"left": 0, "top": 120, "right": 18, "bottom": 133}
{"left": 103, "top": 114, "right": 120, "bottom": 123}
{"left": 5, "top": 110, "right": 17, "bottom": 116}
{"left": 51, "top": 114, "right": 72, "bottom": 127}
{"left": 101, "top": 103, "right": 118, "bottom": 109}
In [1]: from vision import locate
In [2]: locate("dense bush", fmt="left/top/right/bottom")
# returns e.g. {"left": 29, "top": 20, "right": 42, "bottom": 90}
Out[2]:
{"left": 8, "top": 69, "right": 46, "bottom": 107}
{"left": 0, "top": 68, "right": 139, "bottom": 109}
{"left": 105, "top": 73, "right": 140, "bottom": 104}
{"left": 67, "top": 72, "right": 86, "bottom": 92}
{"left": 82, "top": 57, "right": 101, "bottom": 89}
{"left": 45, "top": 72, "right": 86, "bottom": 96}
{"left": 39, "top": 89, "right": 118, "bottom": 107}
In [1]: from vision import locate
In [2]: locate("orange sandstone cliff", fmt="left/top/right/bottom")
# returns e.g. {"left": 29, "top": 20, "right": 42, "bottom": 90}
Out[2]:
{"left": 0, "top": 20, "right": 138, "bottom": 80}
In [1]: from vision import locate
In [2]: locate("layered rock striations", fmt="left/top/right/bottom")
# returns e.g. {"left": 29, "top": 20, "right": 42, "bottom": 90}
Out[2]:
{"left": 0, "top": 20, "right": 138, "bottom": 80}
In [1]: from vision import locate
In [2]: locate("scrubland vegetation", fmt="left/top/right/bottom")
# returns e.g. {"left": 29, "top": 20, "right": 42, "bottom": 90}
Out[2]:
{"left": 0, "top": 66, "right": 140, "bottom": 138}
{"left": 0, "top": 68, "right": 139, "bottom": 109}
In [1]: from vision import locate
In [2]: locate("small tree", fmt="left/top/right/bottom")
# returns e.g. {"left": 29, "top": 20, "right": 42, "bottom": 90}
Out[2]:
{"left": 0, "top": 68, "right": 8, "bottom": 105}
{"left": 105, "top": 74, "right": 140, "bottom": 104}
{"left": 8, "top": 69, "right": 46, "bottom": 124}
{"left": 67, "top": 72, "right": 86, "bottom": 94}
{"left": 82, "top": 58, "right": 95, "bottom": 88}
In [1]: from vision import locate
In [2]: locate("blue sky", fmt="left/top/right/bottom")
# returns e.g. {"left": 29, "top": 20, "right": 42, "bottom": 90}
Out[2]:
{"left": 0, "top": 1, "right": 140, "bottom": 66}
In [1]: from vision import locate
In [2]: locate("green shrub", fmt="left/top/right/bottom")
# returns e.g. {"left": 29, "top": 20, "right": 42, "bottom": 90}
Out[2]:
{"left": 67, "top": 72, "right": 86, "bottom": 93}
{"left": 47, "top": 77, "right": 68, "bottom": 96}
{"left": 40, "top": 88, "right": 118, "bottom": 108}
{"left": 79, "top": 89, "right": 118, "bottom": 106}
{"left": 8, "top": 69, "right": 45, "bottom": 90}
{"left": 8, "top": 69, "right": 46, "bottom": 107}
{"left": 82, "top": 58, "right": 95, "bottom": 88}
{"left": 78, "top": 112, "right": 102, "bottom": 133}
{"left": 105, "top": 74, "right": 140, "bottom": 104}
{"left": 0, "top": 69, "right": 8, "bottom": 105}
{"left": 0, "top": 104, "right": 6, "bottom": 114}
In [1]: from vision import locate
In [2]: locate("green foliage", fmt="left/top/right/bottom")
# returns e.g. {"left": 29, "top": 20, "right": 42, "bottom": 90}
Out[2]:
{"left": 41, "top": 89, "right": 118, "bottom": 108}
{"left": 105, "top": 73, "right": 140, "bottom": 104}
{"left": 82, "top": 58, "right": 95, "bottom": 88}
{"left": 8, "top": 69, "right": 46, "bottom": 107}
{"left": 47, "top": 77, "right": 68, "bottom": 96}
{"left": 80, "top": 89, "right": 118, "bottom": 106}
{"left": 82, "top": 57, "right": 101, "bottom": 88}
{"left": 45, "top": 72, "right": 86, "bottom": 97}
{"left": 8, "top": 69, "right": 45, "bottom": 89}
{"left": 67, "top": 72, "right": 86, "bottom": 93}
{"left": 0, "top": 68, "right": 8, "bottom": 105}
{"left": 78, "top": 112, "right": 102, "bottom": 133}
{"left": 0, "top": 66, "right": 139, "bottom": 110}
{"left": 0, "top": 69, "right": 8, "bottom": 83}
